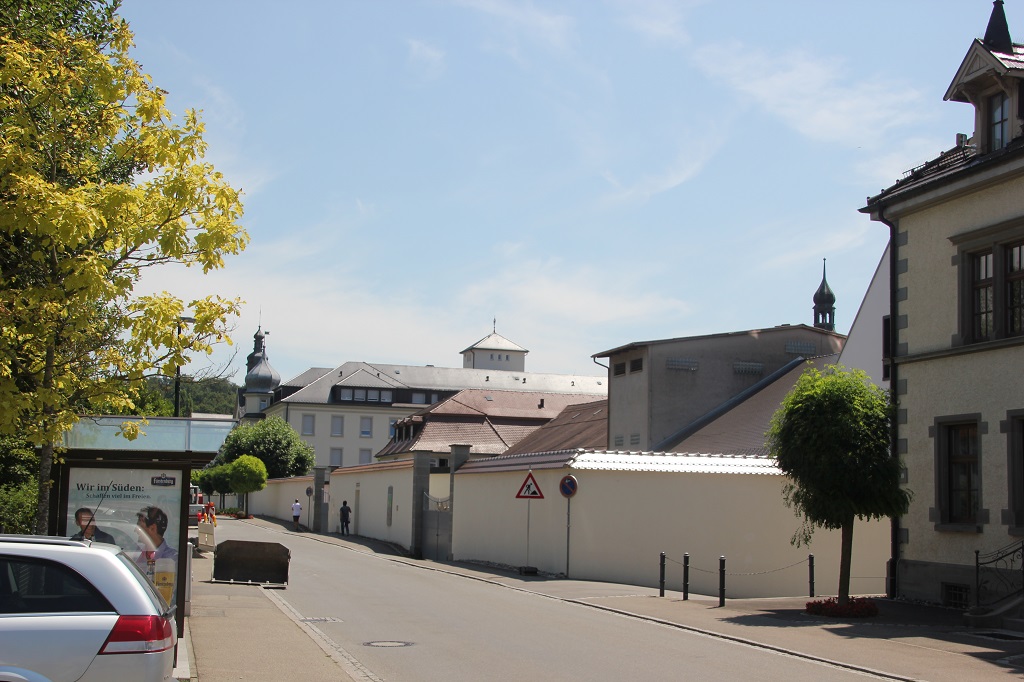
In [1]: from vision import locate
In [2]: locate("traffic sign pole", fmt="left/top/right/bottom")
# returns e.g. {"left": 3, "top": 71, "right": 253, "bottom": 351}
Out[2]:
{"left": 558, "top": 475, "right": 578, "bottom": 578}
{"left": 565, "top": 497, "right": 571, "bottom": 578}
{"left": 526, "top": 498, "right": 531, "bottom": 568}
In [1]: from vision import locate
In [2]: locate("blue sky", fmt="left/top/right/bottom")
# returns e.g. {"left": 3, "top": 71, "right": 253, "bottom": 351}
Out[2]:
{"left": 121, "top": 0, "right": 1014, "bottom": 383}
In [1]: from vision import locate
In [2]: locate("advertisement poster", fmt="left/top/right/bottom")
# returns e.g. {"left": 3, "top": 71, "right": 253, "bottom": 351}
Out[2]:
{"left": 66, "top": 467, "right": 181, "bottom": 604}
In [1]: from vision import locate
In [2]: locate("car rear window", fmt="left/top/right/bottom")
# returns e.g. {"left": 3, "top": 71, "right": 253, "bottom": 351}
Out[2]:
{"left": 0, "top": 555, "right": 113, "bottom": 614}
{"left": 115, "top": 552, "right": 171, "bottom": 614}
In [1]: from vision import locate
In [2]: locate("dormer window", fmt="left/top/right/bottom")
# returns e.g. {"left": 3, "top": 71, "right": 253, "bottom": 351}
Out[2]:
{"left": 989, "top": 91, "right": 1010, "bottom": 151}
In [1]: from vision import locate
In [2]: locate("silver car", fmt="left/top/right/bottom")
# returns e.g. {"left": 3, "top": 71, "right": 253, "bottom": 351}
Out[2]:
{"left": 0, "top": 536, "right": 177, "bottom": 682}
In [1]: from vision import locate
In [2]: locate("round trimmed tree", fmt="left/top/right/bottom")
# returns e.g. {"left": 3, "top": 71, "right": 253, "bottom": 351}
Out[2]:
{"left": 766, "top": 365, "right": 911, "bottom": 605}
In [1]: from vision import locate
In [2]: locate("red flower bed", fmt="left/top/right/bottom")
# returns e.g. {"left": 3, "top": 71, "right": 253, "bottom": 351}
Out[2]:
{"left": 805, "top": 597, "right": 879, "bottom": 618}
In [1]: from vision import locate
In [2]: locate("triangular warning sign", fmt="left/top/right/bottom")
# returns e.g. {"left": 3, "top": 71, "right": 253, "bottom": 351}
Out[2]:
{"left": 516, "top": 472, "right": 544, "bottom": 499}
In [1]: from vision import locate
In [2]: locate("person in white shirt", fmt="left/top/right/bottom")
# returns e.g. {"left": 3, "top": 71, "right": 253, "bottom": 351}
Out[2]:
{"left": 291, "top": 499, "right": 302, "bottom": 531}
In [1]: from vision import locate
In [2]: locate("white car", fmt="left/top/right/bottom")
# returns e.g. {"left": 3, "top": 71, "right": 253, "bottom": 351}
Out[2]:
{"left": 0, "top": 536, "right": 176, "bottom": 682}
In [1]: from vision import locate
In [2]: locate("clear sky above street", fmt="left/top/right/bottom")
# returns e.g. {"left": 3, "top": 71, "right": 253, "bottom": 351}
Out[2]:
{"left": 120, "top": 0, "right": 1017, "bottom": 382}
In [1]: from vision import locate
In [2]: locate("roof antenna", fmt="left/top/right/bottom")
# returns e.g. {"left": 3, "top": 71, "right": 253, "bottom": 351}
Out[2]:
{"left": 493, "top": 316, "right": 496, "bottom": 333}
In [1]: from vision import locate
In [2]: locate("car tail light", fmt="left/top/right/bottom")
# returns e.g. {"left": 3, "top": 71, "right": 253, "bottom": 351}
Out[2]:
{"left": 99, "top": 615, "right": 174, "bottom": 654}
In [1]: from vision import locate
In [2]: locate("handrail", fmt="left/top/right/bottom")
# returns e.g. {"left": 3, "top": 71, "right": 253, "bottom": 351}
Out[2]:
{"left": 975, "top": 540, "right": 1024, "bottom": 609}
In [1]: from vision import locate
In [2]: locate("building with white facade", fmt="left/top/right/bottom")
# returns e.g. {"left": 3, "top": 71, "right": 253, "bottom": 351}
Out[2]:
{"left": 862, "top": 1, "right": 1024, "bottom": 611}
{"left": 237, "top": 330, "right": 606, "bottom": 471}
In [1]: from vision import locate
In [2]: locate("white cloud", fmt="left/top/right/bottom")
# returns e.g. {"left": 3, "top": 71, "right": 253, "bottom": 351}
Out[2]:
{"left": 747, "top": 219, "right": 877, "bottom": 273}
{"left": 611, "top": 0, "right": 704, "bottom": 47}
{"left": 456, "top": 256, "right": 692, "bottom": 327}
{"left": 600, "top": 132, "right": 725, "bottom": 204}
{"left": 853, "top": 136, "right": 958, "bottom": 193}
{"left": 191, "top": 80, "right": 278, "bottom": 199}
{"left": 453, "top": 0, "right": 577, "bottom": 52}
{"left": 692, "top": 42, "right": 925, "bottom": 149}
{"left": 355, "top": 198, "right": 377, "bottom": 219}
{"left": 407, "top": 39, "right": 446, "bottom": 82}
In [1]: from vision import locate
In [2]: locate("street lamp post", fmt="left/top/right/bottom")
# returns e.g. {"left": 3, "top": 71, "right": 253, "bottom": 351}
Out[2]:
{"left": 174, "top": 316, "right": 196, "bottom": 417}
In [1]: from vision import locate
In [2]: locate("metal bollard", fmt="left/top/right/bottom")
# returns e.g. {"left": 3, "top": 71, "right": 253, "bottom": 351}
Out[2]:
{"left": 719, "top": 556, "right": 726, "bottom": 607}
{"left": 659, "top": 552, "right": 666, "bottom": 597}
{"left": 808, "top": 554, "right": 815, "bottom": 598}
{"left": 683, "top": 553, "right": 690, "bottom": 601}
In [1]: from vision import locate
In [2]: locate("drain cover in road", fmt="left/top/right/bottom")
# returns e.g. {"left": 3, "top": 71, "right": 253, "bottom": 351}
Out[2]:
{"left": 364, "top": 641, "right": 414, "bottom": 648}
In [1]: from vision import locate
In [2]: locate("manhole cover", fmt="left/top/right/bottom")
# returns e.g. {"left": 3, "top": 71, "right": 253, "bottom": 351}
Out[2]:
{"left": 364, "top": 641, "right": 414, "bottom": 648}
{"left": 301, "top": 617, "right": 343, "bottom": 624}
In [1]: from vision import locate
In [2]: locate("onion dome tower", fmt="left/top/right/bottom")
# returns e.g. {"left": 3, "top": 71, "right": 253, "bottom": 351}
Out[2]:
{"left": 813, "top": 259, "right": 836, "bottom": 331}
{"left": 241, "top": 327, "right": 281, "bottom": 417}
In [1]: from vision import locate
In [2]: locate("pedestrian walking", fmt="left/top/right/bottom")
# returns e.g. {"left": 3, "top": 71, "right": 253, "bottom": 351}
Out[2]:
{"left": 340, "top": 500, "right": 352, "bottom": 535}
{"left": 291, "top": 499, "right": 302, "bottom": 531}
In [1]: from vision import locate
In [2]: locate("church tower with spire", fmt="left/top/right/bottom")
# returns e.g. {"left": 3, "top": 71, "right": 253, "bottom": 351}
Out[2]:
{"left": 239, "top": 327, "right": 281, "bottom": 419}
{"left": 813, "top": 259, "right": 836, "bottom": 331}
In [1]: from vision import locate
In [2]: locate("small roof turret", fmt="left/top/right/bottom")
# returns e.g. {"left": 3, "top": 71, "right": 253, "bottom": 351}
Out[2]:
{"left": 244, "top": 327, "right": 281, "bottom": 393}
{"left": 984, "top": 0, "right": 1013, "bottom": 54}
{"left": 813, "top": 259, "right": 836, "bottom": 332}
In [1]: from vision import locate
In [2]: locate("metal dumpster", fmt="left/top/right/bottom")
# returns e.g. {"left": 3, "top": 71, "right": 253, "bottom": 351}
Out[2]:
{"left": 211, "top": 540, "right": 290, "bottom": 587}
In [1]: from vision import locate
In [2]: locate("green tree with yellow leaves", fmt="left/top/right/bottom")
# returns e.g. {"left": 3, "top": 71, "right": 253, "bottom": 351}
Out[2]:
{"left": 0, "top": 1, "right": 248, "bottom": 532}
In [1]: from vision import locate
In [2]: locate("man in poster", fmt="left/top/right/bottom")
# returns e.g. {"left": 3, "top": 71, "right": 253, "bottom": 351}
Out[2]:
{"left": 135, "top": 505, "right": 178, "bottom": 604}
{"left": 70, "top": 507, "right": 115, "bottom": 543}
{"left": 136, "top": 506, "right": 178, "bottom": 562}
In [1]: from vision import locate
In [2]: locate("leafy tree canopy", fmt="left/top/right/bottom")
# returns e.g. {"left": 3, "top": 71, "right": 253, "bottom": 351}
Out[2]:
{"left": 228, "top": 454, "right": 267, "bottom": 495}
{"left": 215, "top": 417, "right": 314, "bottom": 479}
{"left": 0, "top": 435, "right": 38, "bottom": 487}
{"left": 195, "top": 464, "right": 231, "bottom": 498}
{"left": 0, "top": 0, "right": 248, "bottom": 531}
{"left": 766, "top": 365, "right": 911, "bottom": 604}
{"left": 767, "top": 365, "right": 910, "bottom": 536}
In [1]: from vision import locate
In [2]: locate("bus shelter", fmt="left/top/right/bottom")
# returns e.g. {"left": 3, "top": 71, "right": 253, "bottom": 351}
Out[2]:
{"left": 50, "top": 415, "right": 236, "bottom": 638}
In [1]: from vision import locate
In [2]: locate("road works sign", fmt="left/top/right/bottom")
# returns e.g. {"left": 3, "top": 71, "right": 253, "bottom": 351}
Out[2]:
{"left": 516, "top": 472, "right": 544, "bottom": 499}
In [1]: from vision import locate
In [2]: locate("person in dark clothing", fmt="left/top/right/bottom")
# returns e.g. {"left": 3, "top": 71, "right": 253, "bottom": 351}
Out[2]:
{"left": 340, "top": 501, "right": 352, "bottom": 535}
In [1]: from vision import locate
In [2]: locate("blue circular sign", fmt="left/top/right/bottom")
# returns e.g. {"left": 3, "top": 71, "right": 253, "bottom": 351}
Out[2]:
{"left": 559, "top": 475, "right": 578, "bottom": 498}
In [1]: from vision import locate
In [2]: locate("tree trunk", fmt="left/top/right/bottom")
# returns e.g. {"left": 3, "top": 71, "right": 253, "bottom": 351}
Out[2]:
{"left": 838, "top": 516, "right": 855, "bottom": 605}
{"left": 33, "top": 344, "right": 57, "bottom": 535}
{"left": 33, "top": 441, "right": 53, "bottom": 535}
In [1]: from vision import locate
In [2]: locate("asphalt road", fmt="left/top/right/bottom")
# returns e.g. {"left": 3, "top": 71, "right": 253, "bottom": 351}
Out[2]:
{"left": 207, "top": 521, "right": 909, "bottom": 682}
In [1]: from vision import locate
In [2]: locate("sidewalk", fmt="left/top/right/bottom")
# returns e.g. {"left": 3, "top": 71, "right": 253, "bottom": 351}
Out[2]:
{"left": 178, "top": 535, "right": 361, "bottom": 682}
{"left": 179, "top": 517, "right": 1024, "bottom": 681}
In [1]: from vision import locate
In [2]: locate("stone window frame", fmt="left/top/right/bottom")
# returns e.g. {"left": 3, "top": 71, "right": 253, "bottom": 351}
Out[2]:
{"left": 929, "top": 413, "right": 988, "bottom": 532}
{"left": 1003, "top": 409, "right": 1024, "bottom": 536}
{"left": 951, "top": 217, "right": 1024, "bottom": 347}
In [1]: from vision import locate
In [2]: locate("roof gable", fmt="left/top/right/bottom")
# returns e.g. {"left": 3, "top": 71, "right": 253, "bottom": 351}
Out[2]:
{"left": 460, "top": 332, "right": 528, "bottom": 354}
{"left": 944, "top": 38, "right": 1020, "bottom": 103}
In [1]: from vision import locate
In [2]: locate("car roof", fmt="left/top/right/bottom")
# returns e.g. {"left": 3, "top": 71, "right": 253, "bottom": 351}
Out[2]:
{"left": 0, "top": 535, "right": 165, "bottom": 615}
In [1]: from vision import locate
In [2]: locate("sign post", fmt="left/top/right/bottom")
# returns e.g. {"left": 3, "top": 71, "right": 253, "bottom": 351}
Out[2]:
{"left": 305, "top": 485, "right": 313, "bottom": 531}
{"left": 559, "top": 475, "right": 578, "bottom": 578}
{"left": 516, "top": 471, "right": 543, "bottom": 575}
